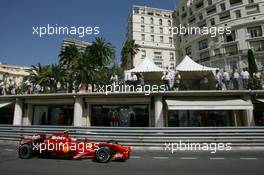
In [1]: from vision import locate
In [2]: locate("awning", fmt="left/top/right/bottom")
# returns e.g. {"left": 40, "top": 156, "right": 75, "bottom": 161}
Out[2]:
{"left": 165, "top": 98, "right": 253, "bottom": 110}
{"left": 256, "top": 99, "right": 264, "bottom": 103}
{"left": 0, "top": 102, "right": 13, "bottom": 108}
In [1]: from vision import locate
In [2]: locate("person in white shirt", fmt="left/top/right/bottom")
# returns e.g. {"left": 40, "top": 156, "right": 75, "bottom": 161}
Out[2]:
{"left": 241, "top": 68, "right": 250, "bottom": 89}
{"left": 223, "top": 70, "right": 230, "bottom": 90}
{"left": 214, "top": 70, "right": 222, "bottom": 90}
{"left": 232, "top": 69, "right": 240, "bottom": 90}
{"left": 161, "top": 71, "right": 171, "bottom": 91}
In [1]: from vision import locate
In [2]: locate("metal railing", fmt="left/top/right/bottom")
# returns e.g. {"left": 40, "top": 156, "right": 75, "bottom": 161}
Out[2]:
{"left": 0, "top": 125, "right": 264, "bottom": 147}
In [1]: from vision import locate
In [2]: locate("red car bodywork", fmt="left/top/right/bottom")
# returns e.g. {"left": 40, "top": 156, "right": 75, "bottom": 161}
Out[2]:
{"left": 18, "top": 132, "right": 131, "bottom": 163}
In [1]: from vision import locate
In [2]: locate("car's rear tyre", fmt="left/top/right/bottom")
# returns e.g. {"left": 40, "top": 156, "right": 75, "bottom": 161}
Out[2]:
{"left": 95, "top": 147, "right": 112, "bottom": 163}
{"left": 18, "top": 143, "right": 34, "bottom": 159}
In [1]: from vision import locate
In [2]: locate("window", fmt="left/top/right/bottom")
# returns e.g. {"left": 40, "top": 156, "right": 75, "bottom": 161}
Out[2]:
{"left": 206, "top": 6, "right": 216, "bottom": 15}
{"left": 248, "top": 0, "right": 254, "bottom": 3}
{"left": 160, "top": 36, "right": 164, "bottom": 43}
{"left": 235, "top": 10, "right": 241, "bottom": 18}
{"left": 155, "top": 62, "right": 162, "bottom": 68}
{"left": 225, "top": 45, "right": 238, "bottom": 55}
{"left": 185, "top": 46, "right": 192, "bottom": 55}
{"left": 169, "top": 29, "right": 172, "bottom": 35}
{"left": 141, "top": 25, "right": 145, "bottom": 32}
{"left": 159, "top": 19, "right": 163, "bottom": 25}
{"left": 151, "top": 35, "right": 155, "bottom": 42}
{"left": 250, "top": 41, "right": 264, "bottom": 52}
{"left": 141, "top": 34, "right": 145, "bottom": 41}
{"left": 220, "top": 3, "right": 226, "bottom": 12}
{"left": 169, "top": 37, "right": 173, "bottom": 44}
{"left": 208, "top": 0, "right": 213, "bottom": 5}
{"left": 246, "top": 4, "right": 260, "bottom": 14}
{"left": 154, "top": 52, "right": 162, "bottom": 60}
{"left": 91, "top": 105, "right": 149, "bottom": 127}
{"left": 141, "top": 50, "right": 146, "bottom": 59}
{"left": 168, "top": 20, "right": 171, "bottom": 26}
{"left": 170, "top": 52, "right": 174, "bottom": 60}
{"left": 200, "top": 51, "right": 210, "bottom": 61}
{"left": 210, "top": 18, "right": 215, "bottom": 26}
{"left": 141, "top": 17, "right": 144, "bottom": 23}
{"left": 150, "top": 17, "right": 154, "bottom": 24}
{"left": 159, "top": 27, "right": 163, "bottom": 34}
{"left": 196, "top": 1, "right": 204, "bottom": 9}
{"left": 170, "top": 63, "right": 175, "bottom": 70}
{"left": 230, "top": 0, "right": 242, "bottom": 6}
{"left": 225, "top": 31, "right": 236, "bottom": 42}
{"left": 199, "top": 39, "right": 208, "bottom": 50}
{"left": 248, "top": 26, "right": 262, "bottom": 38}
{"left": 150, "top": 26, "right": 154, "bottom": 33}
{"left": 199, "top": 13, "right": 203, "bottom": 20}
{"left": 219, "top": 11, "right": 231, "bottom": 21}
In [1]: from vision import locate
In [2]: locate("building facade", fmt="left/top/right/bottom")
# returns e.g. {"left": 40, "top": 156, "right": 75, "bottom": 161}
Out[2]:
{"left": 1, "top": 91, "right": 264, "bottom": 127}
{"left": 61, "top": 38, "right": 91, "bottom": 53}
{"left": 124, "top": 5, "right": 176, "bottom": 70}
{"left": 173, "top": 0, "right": 264, "bottom": 71}
{"left": 0, "top": 64, "right": 30, "bottom": 87}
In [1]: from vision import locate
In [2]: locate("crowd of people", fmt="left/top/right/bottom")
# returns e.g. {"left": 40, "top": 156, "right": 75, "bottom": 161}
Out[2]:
{"left": 0, "top": 77, "right": 41, "bottom": 95}
{"left": 1, "top": 68, "right": 263, "bottom": 95}
{"left": 214, "top": 68, "right": 263, "bottom": 90}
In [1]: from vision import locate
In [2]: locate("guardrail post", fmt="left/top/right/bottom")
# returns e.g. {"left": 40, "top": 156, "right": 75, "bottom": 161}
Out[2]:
{"left": 73, "top": 96, "right": 83, "bottom": 127}
{"left": 154, "top": 96, "right": 164, "bottom": 127}
{"left": 13, "top": 98, "right": 23, "bottom": 125}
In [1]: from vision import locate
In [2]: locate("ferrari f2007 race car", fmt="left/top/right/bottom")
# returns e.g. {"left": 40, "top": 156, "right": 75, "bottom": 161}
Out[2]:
{"left": 18, "top": 131, "right": 131, "bottom": 163}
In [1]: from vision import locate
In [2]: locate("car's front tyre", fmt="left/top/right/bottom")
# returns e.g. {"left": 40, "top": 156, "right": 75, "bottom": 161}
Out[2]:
{"left": 95, "top": 147, "right": 112, "bottom": 163}
{"left": 18, "top": 143, "right": 34, "bottom": 159}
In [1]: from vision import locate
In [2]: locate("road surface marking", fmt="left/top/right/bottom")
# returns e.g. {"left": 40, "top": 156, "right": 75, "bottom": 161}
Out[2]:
{"left": 4, "top": 148, "right": 14, "bottom": 152}
{"left": 153, "top": 156, "right": 169, "bottom": 159}
{"left": 210, "top": 157, "right": 225, "bottom": 160}
{"left": 181, "top": 157, "right": 197, "bottom": 160}
{"left": 130, "top": 156, "right": 141, "bottom": 159}
{"left": 240, "top": 158, "right": 257, "bottom": 160}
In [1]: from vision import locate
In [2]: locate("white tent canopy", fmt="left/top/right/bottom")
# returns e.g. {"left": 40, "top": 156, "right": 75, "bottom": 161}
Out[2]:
{"left": 126, "top": 57, "right": 165, "bottom": 73}
{"left": 176, "top": 56, "right": 218, "bottom": 72}
{"left": 125, "top": 57, "right": 165, "bottom": 81}
{"left": 175, "top": 56, "right": 219, "bottom": 79}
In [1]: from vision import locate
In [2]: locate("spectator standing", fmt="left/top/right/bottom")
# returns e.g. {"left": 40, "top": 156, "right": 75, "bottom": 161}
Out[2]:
{"left": 232, "top": 69, "right": 240, "bottom": 90}
{"left": 214, "top": 70, "right": 222, "bottom": 90}
{"left": 110, "top": 74, "right": 118, "bottom": 91}
{"left": 241, "top": 68, "right": 250, "bottom": 89}
{"left": 162, "top": 72, "right": 171, "bottom": 91}
{"left": 132, "top": 73, "right": 138, "bottom": 88}
{"left": 174, "top": 71, "right": 181, "bottom": 91}
{"left": 138, "top": 73, "right": 145, "bottom": 86}
{"left": 253, "top": 70, "right": 262, "bottom": 90}
{"left": 34, "top": 84, "right": 41, "bottom": 94}
{"left": 222, "top": 70, "right": 230, "bottom": 90}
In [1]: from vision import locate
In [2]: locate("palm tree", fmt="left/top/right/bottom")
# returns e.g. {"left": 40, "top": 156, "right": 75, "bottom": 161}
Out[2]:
{"left": 86, "top": 37, "right": 115, "bottom": 67}
{"left": 121, "top": 39, "right": 140, "bottom": 69}
{"left": 59, "top": 45, "right": 81, "bottom": 92}
{"left": 80, "top": 37, "right": 115, "bottom": 87}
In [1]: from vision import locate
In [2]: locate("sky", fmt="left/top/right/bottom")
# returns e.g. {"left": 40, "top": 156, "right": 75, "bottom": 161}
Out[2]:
{"left": 0, "top": 0, "right": 180, "bottom": 66}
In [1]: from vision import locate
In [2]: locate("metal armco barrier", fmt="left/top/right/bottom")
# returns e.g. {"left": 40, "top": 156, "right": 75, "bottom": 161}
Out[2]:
{"left": 0, "top": 125, "right": 264, "bottom": 147}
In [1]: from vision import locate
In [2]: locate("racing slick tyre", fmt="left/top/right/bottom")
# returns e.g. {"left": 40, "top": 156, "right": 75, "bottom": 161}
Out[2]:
{"left": 18, "top": 143, "right": 34, "bottom": 159}
{"left": 95, "top": 147, "right": 112, "bottom": 163}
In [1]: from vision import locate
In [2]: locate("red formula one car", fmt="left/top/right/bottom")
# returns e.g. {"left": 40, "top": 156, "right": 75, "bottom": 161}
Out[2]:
{"left": 18, "top": 131, "right": 131, "bottom": 163}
